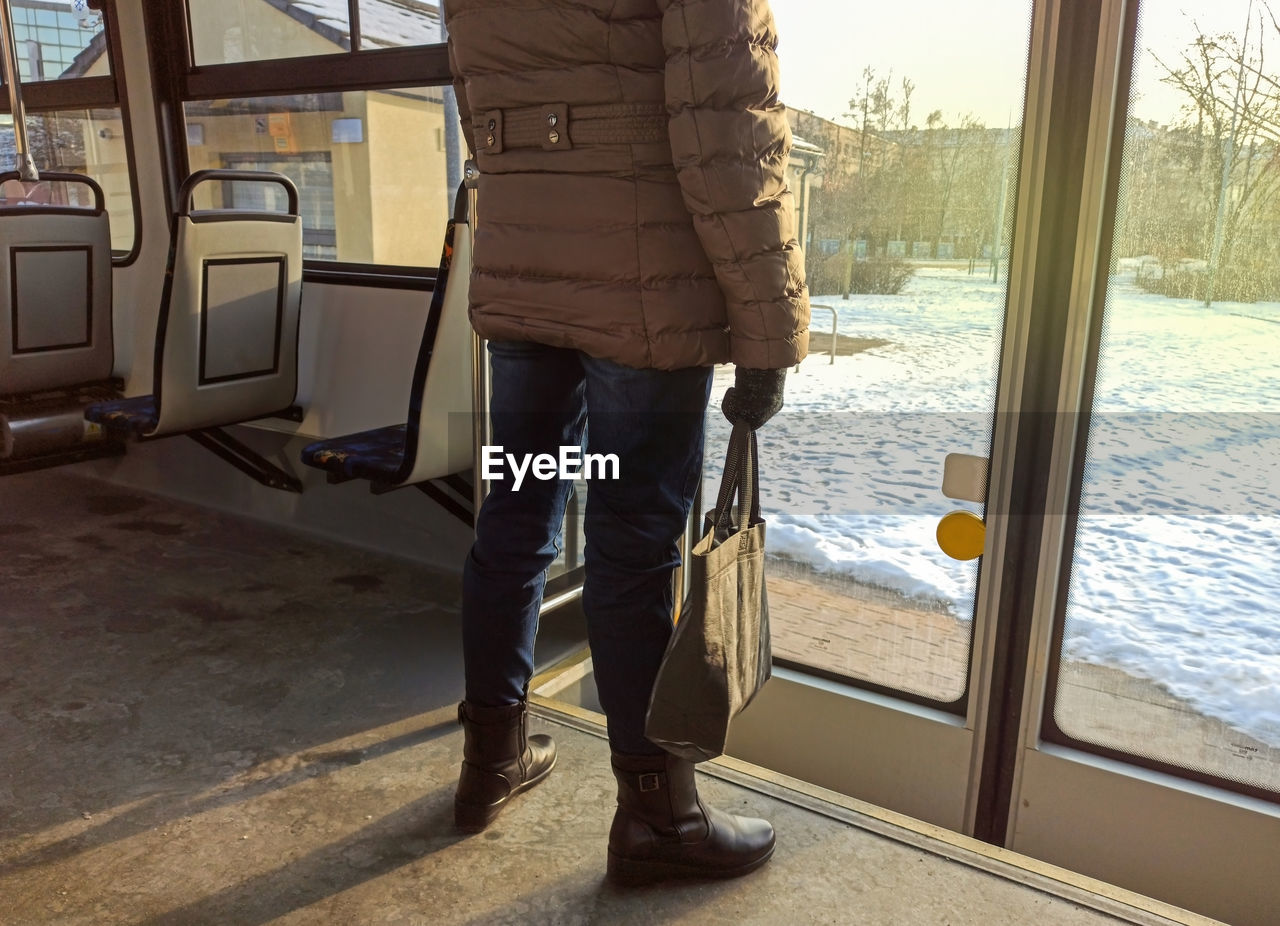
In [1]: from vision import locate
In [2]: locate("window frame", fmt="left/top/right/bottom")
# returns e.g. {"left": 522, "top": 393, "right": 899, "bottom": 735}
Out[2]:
{"left": 157, "top": 0, "right": 455, "bottom": 287}
{"left": 0, "top": 0, "right": 144, "bottom": 266}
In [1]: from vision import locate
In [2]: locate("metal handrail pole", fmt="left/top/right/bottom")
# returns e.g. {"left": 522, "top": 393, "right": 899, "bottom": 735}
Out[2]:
{"left": 0, "top": 0, "right": 38, "bottom": 180}
{"left": 807, "top": 303, "right": 840, "bottom": 366}
{"left": 464, "top": 163, "right": 489, "bottom": 530}
{"left": 470, "top": 329, "right": 489, "bottom": 526}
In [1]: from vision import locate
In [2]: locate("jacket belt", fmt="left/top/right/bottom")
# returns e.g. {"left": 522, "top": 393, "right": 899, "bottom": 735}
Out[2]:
{"left": 475, "top": 102, "right": 669, "bottom": 154}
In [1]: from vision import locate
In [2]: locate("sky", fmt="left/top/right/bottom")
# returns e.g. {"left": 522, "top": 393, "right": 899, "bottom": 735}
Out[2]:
{"left": 769, "top": 0, "right": 1270, "bottom": 130}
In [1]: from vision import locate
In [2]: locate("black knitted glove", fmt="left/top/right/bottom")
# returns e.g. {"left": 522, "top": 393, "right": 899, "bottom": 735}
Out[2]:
{"left": 721, "top": 367, "right": 786, "bottom": 430}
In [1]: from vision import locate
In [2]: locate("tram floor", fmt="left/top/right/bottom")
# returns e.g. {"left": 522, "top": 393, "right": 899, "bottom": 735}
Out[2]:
{"left": 0, "top": 469, "right": 1208, "bottom": 925}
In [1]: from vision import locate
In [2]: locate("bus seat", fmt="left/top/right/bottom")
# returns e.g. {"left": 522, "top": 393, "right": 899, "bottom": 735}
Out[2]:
{"left": 300, "top": 185, "right": 474, "bottom": 518}
{"left": 87, "top": 170, "right": 303, "bottom": 439}
{"left": 0, "top": 172, "right": 114, "bottom": 397}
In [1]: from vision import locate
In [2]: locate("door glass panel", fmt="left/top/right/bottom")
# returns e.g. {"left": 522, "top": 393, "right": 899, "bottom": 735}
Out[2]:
{"left": 702, "top": 0, "right": 1033, "bottom": 701}
{"left": 1054, "top": 0, "right": 1280, "bottom": 793}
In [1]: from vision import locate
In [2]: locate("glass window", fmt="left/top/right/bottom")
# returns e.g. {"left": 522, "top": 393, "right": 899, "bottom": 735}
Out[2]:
{"left": 3, "top": 0, "right": 110, "bottom": 81}
{"left": 187, "top": 0, "right": 350, "bottom": 64}
{"left": 0, "top": 108, "right": 136, "bottom": 253}
{"left": 356, "top": 0, "right": 443, "bottom": 49}
{"left": 222, "top": 154, "right": 338, "bottom": 259}
{"left": 187, "top": 0, "right": 444, "bottom": 64}
{"left": 183, "top": 89, "right": 467, "bottom": 266}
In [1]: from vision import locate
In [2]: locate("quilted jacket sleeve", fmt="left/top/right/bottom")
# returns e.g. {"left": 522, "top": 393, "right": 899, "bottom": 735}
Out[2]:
{"left": 658, "top": 0, "right": 809, "bottom": 369}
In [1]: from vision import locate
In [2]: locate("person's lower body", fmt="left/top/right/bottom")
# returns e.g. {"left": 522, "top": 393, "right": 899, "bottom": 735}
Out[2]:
{"left": 455, "top": 340, "right": 774, "bottom": 879}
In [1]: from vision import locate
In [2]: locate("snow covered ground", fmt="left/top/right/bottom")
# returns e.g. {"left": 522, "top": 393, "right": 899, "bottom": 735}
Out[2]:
{"left": 705, "top": 267, "right": 1280, "bottom": 747}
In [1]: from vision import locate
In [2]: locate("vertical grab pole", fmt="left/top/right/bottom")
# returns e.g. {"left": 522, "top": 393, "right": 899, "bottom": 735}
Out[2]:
{"left": 471, "top": 323, "right": 489, "bottom": 525}
{"left": 465, "top": 163, "right": 488, "bottom": 529}
{"left": 0, "top": 0, "right": 38, "bottom": 180}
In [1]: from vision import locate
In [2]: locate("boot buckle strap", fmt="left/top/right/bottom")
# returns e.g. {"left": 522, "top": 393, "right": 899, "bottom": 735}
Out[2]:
{"left": 638, "top": 772, "right": 663, "bottom": 793}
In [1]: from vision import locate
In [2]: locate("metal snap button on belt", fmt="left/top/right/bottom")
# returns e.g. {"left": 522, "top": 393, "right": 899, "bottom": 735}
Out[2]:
{"left": 479, "top": 109, "right": 504, "bottom": 153}
{"left": 539, "top": 104, "right": 569, "bottom": 150}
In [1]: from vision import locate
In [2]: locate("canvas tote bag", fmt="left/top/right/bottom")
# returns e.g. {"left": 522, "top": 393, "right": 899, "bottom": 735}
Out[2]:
{"left": 644, "top": 422, "right": 772, "bottom": 762}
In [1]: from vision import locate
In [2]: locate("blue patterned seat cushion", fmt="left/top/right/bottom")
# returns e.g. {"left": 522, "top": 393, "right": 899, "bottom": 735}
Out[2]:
{"left": 84, "top": 395, "right": 158, "bottom": 436}
{"left": 301, "top": 424, "right": 408, "bottom": 482}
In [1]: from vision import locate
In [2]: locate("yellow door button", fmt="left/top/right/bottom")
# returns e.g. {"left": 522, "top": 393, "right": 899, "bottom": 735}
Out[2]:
{"left": 937, "top": 510, "right": 986, "bottom": 561}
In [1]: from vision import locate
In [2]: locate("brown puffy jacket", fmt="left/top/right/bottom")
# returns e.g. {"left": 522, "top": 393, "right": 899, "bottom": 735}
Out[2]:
{"left": 445, "top": 0, "right": 809, "bottom": 371}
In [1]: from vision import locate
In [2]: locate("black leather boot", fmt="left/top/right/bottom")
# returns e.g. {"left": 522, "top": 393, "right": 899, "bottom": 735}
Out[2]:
{"left": 454, "top": 699, "right": 556, "bottom": 832}
{"left": 607, "top": 751, "right": 775, "bottom": 883}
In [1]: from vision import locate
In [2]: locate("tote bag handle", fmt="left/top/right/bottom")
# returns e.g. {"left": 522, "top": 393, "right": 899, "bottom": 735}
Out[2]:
{"left": 708, "top": 422, "right": 761, "bottom": 539}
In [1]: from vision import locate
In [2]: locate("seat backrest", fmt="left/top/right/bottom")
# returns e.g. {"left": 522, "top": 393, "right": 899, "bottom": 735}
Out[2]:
{"left": 0, "top": 172, "right": 113, "bottom": 396}
{"left": 396, "top": 185, "right": 475, "bottom": 485}
{"left": 149, "top": 170, "right": 303, "bottom": 437}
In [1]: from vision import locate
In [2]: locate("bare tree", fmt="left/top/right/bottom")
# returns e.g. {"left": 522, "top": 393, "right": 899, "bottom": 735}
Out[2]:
{"left": 1149, "top": 3, "right": 1280, "bottom": 302}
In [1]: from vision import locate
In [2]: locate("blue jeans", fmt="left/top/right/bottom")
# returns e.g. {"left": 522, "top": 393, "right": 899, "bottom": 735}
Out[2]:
{"left": 462, "top": 340, "right": 713, "bottom": 755}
